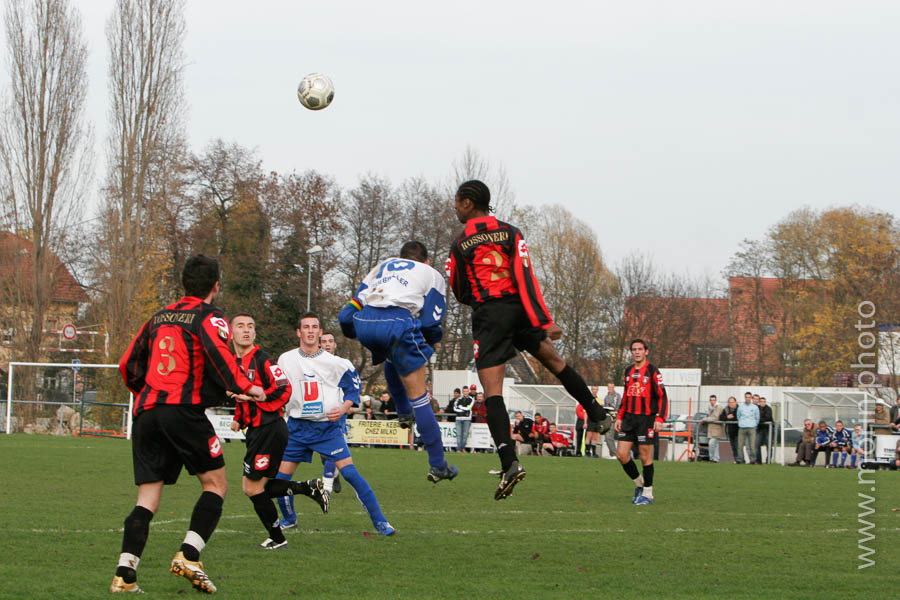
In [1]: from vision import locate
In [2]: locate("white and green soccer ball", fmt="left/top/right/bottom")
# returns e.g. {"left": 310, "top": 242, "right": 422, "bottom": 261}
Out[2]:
{"left": 297, "top": 73, "right": 335, "bottom": 110}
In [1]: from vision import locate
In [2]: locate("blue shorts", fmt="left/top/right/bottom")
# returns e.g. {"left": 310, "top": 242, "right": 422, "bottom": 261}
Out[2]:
{"left": 352, "top": 305, "right": 433, "bottom": 376}
{"left": 282, "top": 418, "right": 352, "bottom": 464}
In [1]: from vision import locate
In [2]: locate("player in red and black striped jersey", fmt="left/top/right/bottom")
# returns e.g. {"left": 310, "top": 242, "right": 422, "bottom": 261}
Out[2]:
{"left": 614, "top": 338, "right": 669, "bottom": 506}
{"left": 447, "top": 180, "right": 607, "bottom": 500}
{"left": 111, "top": 255, "right": 265, "bottom": 594}
{"left": 228, "top": 314, "right": 327, "bottom": 551}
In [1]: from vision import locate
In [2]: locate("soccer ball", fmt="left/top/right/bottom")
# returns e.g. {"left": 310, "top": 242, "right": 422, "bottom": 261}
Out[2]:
{"left": 297, "top": 73, "right": 334, "bottom": 110}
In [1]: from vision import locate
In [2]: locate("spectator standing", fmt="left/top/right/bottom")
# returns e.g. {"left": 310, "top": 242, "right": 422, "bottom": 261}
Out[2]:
{"left": 533, "top": 413, "right": 550, "bottom": 454}
{"left": 472, "top": 392, "right": 487, "bottom": 423}
{"left": 722, "top": 397, "right": 740, "bottom": 462}
{"left": 754, "top": 397, "right": 774, "bottom": 464}
{"left": 445, "top": 388, "right": 460, "bottom": 423}
{"left": 575, "top": 402, "right": 586, "bottom": 457}
{"left": 454, "top": 389, "right": 473, "bottom": 453}
{"left": 889, "top": 397, "right": 900, "bottom": 425}
{"left": 736, "top": 394, "right": 760, "bottom": 464}
{"left": 794, "top": 419, "right": 816, "bottom": 466}
{"left": 701, "top": 395, "right": 724, "bottom": 463}
{"left": 872, "top": 403, "right": 891, "bottom": 435}
{"left": 601, "top": 382, "right": 621, "bottom": 458}
{"left": 379, "top": 392, "right": 396, "bottom": 419}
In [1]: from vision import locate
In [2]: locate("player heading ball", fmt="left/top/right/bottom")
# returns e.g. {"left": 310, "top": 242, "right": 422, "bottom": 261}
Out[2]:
{"left": 446, "top": 180, "right": 608, "bottom": 500}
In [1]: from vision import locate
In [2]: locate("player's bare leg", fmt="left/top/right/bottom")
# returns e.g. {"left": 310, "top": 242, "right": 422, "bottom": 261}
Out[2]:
{"left": 169, "top": 468, "right": 227, "bottom": 594}
{"left": 111, "top": 482, "right": 163, "bottom": 593}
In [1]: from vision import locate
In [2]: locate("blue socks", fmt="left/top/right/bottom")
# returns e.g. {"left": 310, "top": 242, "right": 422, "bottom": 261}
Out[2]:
{"left": 340, "top": 463, "right": 386, "bottom": 525}
{"left": 322, "top": 458, "right": 336, "bottom": 479}
{"left": 411, "top": 392, "right": 447, "bottom": 468}
{"left": 275, "top": 471, "right": 295, "bottom": 522}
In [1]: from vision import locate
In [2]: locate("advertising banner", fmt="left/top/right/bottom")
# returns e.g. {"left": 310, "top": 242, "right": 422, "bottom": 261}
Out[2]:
{"left": 346, "top": 419, "right": 411, "bottom": 446}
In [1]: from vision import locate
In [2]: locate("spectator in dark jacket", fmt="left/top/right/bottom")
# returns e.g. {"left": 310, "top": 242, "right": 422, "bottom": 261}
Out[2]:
{"left": 721, "top": 397, "right": 740, "bottom": 462}
{"left": 445, "top": 388, "right": 460, "bottom": 423}
{"left": 754, "top": 397, "right": 775, "bottom": 464}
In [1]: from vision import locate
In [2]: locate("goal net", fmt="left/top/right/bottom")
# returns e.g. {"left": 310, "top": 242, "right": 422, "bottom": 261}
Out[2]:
{"left": 2, "top": 362, "right": 130, "bottom": 438}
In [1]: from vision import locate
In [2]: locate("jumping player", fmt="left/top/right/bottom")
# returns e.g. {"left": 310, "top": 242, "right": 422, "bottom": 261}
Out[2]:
{"left": 615, "top": 339, "right": 669, "bottom": 505}
{"left": 447, "top": 180, "right": 607, "bottom": 499}
{"left": 276, "top": 313, "right": 395, "bottom": 536}
{"left": 338, "top": 240, "right": 458, "bottom": 484}
{"left": 228, "top": 313, "right": 328, "bottom": 551}
{"left": 112, "top": 255, "right": 264, "bottom": 594}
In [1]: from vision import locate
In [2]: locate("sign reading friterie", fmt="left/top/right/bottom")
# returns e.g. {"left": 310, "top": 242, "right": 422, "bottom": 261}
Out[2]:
{"left": 345, "top": 419, "right": 411, "bottom": 446}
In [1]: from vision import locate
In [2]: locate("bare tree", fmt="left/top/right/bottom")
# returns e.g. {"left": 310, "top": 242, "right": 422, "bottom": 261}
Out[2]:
{"left": 0, "top": 0, "right": 93, "bottom": 361}
{"left": 449, "top": 145, "right": 515, "bottom": 220}
{"left": 522, "top": 204, "right": 614, "bottom": 377}
{"left": 93, "top": 0, "right": 188, "bottom": 357}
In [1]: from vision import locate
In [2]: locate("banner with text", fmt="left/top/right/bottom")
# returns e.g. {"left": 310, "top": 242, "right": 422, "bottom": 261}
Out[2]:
{"left": 346, "top": 419, "right": 411, "bottom": 446}
{"left": 415, "top": 421, "right": 494, "bottom": 450}
{"left": 206, "top": 412, "right": 244, "bottom": 441}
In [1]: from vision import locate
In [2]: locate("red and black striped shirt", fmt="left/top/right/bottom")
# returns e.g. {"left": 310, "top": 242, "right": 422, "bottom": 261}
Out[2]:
{"left": 119, "top": 296, "right": 253, "bottom": 416}
{"left": 617, "top": 362, "right": 669, "bottom": 423}
{"left": 446, "top": 215, "right": 553, "bottom": 329}
{"left": 232, "top": 346, "right": 291, "bottom": 428}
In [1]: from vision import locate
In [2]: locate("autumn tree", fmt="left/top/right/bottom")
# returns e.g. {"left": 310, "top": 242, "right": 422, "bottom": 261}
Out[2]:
{"left": 768, "top": 207, "right": 900, "bottom": 385}
{"left": 517, "top": 204, "right": 614, "bottom": 381}
{"left": 93, "top": 0, "right": 188, "bottom": 357}
{"left": 0, "top": 0, "right": 92, "bottom": 362}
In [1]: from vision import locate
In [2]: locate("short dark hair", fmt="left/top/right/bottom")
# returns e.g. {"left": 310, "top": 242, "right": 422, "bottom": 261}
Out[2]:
{"left": 182, "top": 255, "right": 219, "bottom": 298}
{"left": 710, "top": 394, "right": 717, "bottom": 400}
{"left": 400, "top": 240, "right": 428, "bottom": 262}
{"left": 745, "top": 391, "right": 753, "bottom": 396}
{"left": 630, "top": 338, "right": 648, "bottom": 351}
{"left": 297, "top": 312, "right": 320, "bottom": 328}
{"left": 453, "top": 388, "right": 460, "bottom": 393}
{"left": 230, "top": 312, "right": 253, "bottom": 324}
{"left": 457, "top": 180, "right": 492, "bottom": 211}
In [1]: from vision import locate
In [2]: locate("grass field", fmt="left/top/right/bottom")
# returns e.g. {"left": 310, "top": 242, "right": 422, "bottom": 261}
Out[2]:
{"left": 0, "top": 435, "right": 897, "bottom": 599}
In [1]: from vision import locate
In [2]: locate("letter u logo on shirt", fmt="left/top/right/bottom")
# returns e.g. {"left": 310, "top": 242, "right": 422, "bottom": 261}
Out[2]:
{"left": 303, "top": 381, "right": 319, "bottom": 403}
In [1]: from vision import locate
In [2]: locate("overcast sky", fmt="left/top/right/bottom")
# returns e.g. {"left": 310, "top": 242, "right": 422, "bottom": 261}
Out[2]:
{"left": 65, "top": 1, "right": 900, "bottom": 279}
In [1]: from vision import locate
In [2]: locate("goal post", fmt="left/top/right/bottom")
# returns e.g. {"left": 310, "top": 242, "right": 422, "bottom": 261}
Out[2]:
{"left": 3, "top": 362, "right": 125, "bottom": 437}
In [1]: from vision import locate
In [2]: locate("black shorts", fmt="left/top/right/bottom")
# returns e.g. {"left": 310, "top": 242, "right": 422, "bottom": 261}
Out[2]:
{"left": 614, "top": 413, "right": 658, "bottom": 445}
{"left": 586, "top": 419, "right": 600, "bottom": 433}
{"left": 471, "top": 298, "right": 546, "bottom": 370}
{"left": 242, "top": 419, "right": 288, "bottom": 481}
{"left": 132, "top": 405, "right": 225, "bottom": 486}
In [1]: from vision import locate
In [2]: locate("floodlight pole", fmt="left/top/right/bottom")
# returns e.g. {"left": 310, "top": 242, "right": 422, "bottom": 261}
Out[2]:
{"left": 305, "top": 245, "right": 324, "bottom": 312}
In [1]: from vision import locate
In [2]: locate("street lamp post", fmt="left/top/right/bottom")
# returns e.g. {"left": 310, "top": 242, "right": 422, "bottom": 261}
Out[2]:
{"left": 305, "top": 245, "right": 323, "bottom": 311}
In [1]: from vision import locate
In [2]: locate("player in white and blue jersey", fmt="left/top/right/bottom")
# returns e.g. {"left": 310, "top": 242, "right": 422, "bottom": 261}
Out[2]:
{"left": 339, "top": 241, "right": 458, "bottom": 484}
{"left": 273, "top": 312, "right": 394, "bottom": 536}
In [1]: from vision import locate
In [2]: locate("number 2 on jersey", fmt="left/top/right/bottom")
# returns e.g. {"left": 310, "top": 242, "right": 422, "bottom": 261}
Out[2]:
{"left": 482, "top": 250, "right": 510, "bottom": 281}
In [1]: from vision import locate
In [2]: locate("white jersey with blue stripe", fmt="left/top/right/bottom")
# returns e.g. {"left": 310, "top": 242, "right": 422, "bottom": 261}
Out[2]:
{"left": 357, "top": 257, "right": 446, "bottom": 329}
{"left": 278, "top": 348, "right": 361, "bottom": 422}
